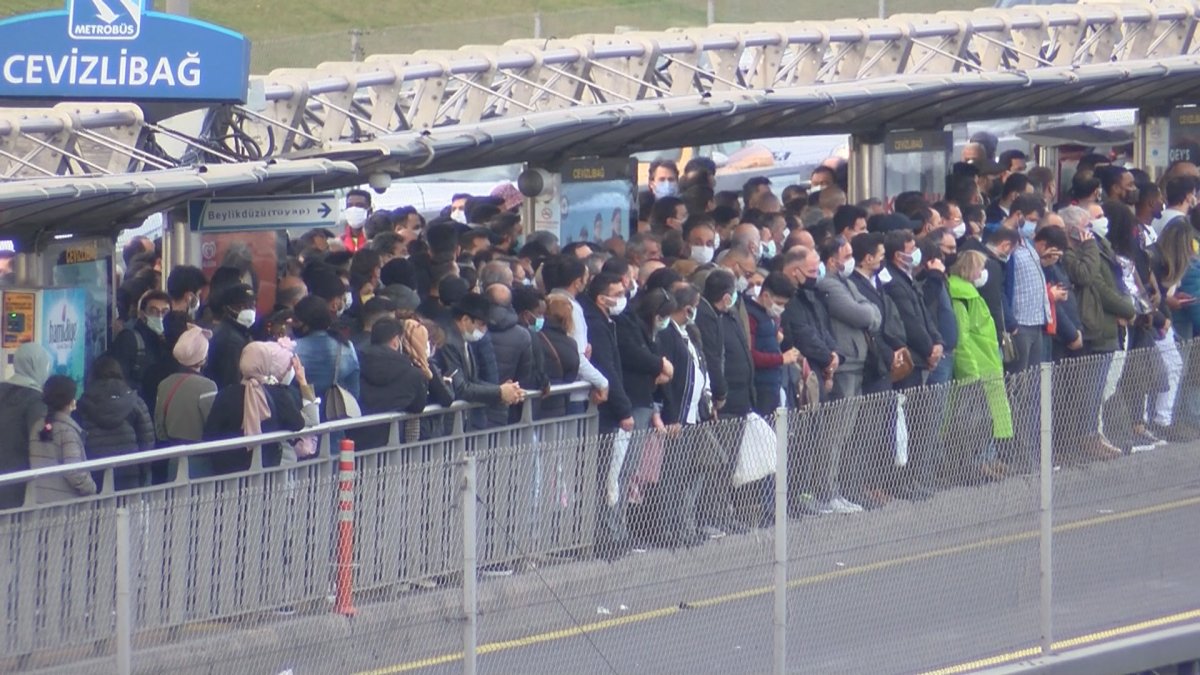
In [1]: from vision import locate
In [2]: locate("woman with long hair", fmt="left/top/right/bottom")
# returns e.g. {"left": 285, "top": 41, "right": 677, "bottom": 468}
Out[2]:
{"left": 28, "top": 375, "right": 96, "bottom": 504}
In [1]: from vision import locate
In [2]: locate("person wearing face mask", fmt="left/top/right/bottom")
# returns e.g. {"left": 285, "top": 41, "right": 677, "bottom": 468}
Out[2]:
{"left": 110, "top": 289, "right": 172, "bottom": 410}
{"left": 291, "top": 295, "right": 360, "bottom": 423}
{"left": 879, "top": 230, "right": 946, "bottom": 500}
{"left": 747, "top": 272, "right": 801, "bottom": 415}
{"left": 617, "top": 286, "right": 675, "bottom": 450}
{"left": 651, "top": 284, "right": 716, "bottom": 547}
{"left": 580, "top": 272, "right": 638, "bottom": 558}
{"left": 155, "top": 325, "right": 218, "bottom": 474}
{"left": 647, "top": 158, "right": 680, "bottom": 200}
{"left": 436, "top": 293, "right": 524, "bottom": 433}
{"left": 685, "top": 218, "right": 718, "bottom": 265}
{"left": 166, "top": 265, "right": 208, "bottom": 320}
{"left": 75, "top": 354, "right": 156, "bottom": 492}
{"left": 980, "top": 227, "right": 1020, "bottom": 343}
{"left": 204, "top": 284, "right": 258, "bottom": 390}
{"left": 484, "top": 283, "right": 536, "bottom": 427}
{"left": 947, "top": 250, "right": 1014, "bottom": 481}
{"left": 340, "top": 189, "right": 373, "bottom": 253}
{"left": 915, "top": 237, "right": 959, "bottom": 390}
{"left": 697, "top": 267, "right": 755, "bottom": 430}
{"left": 533, "top": 295, "right": 581, "bottom": 420}
{"left": 1001, "top": 194, "right": 1051, "bottom": 382}
{"left": 816, "top": 238, "right": 879, "bottom": 403}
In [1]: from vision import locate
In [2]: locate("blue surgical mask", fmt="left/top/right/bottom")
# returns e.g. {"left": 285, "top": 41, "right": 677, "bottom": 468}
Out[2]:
{"left": 1020, "top": 220, "right": 1037, "bottom": 240}
{"left": 653, "top": 180, "right": 678, "bottom": 198}
{"left": 817, "top": 262, "right": 827, "bottom": 279}
{"left": 533, "top": 316, "right": 545, "bottom": 332}
{"left": 656, "top": 316, "right": 671, "bottom": 332}
{"left": 730, "top": 290, "right": 739, "bottom": 306}
{"left": 686, "top": 307, "right": 697, "bottom": 324}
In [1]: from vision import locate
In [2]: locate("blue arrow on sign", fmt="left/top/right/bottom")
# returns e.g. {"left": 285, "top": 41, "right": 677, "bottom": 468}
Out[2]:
{"left": 188, "top": 193, "right": 340, "bottom": 232}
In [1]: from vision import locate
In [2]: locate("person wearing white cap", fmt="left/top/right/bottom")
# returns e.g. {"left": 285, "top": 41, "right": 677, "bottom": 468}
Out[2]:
{"left": 155, "top": 325, "right": 218, "bottom": 477}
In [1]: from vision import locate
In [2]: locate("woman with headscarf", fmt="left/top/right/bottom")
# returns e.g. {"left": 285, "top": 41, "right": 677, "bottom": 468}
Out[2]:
{"left": 156, "top": 325, "right": 219, "bottom": 477}
{"left": 203, "top": 341, "right": 307, "bottom": 475}
{"left": 28, "top": 375, "right": 96, "bottom": 504}
{"left": 0, "top": 343, "right": 52, "bottom": 508}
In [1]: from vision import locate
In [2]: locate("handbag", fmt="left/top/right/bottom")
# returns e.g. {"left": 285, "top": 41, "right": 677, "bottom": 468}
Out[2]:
{"left": 733, "top": 412, "right": 777, "bottom": 487}
{"left": 999, "top": 332, "right": 1018, "bottom": 365}
{"left": 890, "top": 346, "right": 915, "bottom": 383}
{"left": 324, "top": 344, "right": 362, "bottom": 420}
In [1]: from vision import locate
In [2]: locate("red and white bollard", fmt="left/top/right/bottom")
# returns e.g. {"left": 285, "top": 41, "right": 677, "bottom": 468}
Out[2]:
{"left": 335, "top": 438, "right": 357, "bottom": 616}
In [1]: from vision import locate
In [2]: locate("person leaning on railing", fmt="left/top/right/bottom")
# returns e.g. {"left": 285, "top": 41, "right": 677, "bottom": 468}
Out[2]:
{"left": 28, "top": 375, "right": 97, "bottom": 505}
{"left": 947, "top": 250, "right": 1013, "bottom": 482}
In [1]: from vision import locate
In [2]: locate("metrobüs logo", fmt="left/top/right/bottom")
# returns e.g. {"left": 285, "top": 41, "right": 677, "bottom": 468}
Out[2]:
{"left": 68, "top": 0, "right": 144, "bottom": 41}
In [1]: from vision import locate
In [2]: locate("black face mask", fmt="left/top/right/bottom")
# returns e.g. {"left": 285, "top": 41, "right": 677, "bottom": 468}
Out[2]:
{"left": 944, "top": 253, "right": 958, "bottom": 270}
{"left": 803, "top": 276, "right": 818, "bottom": 290}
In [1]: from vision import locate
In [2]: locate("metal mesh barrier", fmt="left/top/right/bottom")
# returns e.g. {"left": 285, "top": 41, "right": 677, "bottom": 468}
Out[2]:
{"left": 5, "top": 341, "right": 1200, "bottom": 674}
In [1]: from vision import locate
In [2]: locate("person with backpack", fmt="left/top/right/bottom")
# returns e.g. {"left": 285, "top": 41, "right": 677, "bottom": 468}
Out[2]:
{"left": 108, "top": 289, "right": 171, "bottom": 409}
{"left": 75, "top": 355, "right": 156, "bottom": 491}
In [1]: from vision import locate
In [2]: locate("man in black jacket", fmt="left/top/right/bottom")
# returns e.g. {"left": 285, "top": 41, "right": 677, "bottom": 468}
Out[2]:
{"left": 204, "top": 285, "right": 256, "bottom": 390}
{"left": 436, "top": 293, "right": 523, "bottom": 425}
{"left": 581, "top": 272, "right": 636, "bottom": 558}
{"left": 704, "top": 267, "right": 755, "bottom": 418}
{"left": 348, "top": 319, "right": 428, "bottom": 451}
{"left": 109, "top": 289, "right": 172, "bottom": 411}
{"left": 485, "top": 283, "right": 535, "bottom": 425}
{"left": 881, "top": 229, "right": 945, "bottom": 500}
{"left": 779, "top": 248, "right": 841, "bottom": 398}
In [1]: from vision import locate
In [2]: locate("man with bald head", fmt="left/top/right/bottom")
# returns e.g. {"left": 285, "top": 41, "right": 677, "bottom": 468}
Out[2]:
{"left": 731, "top": 222, "right": 762, "bottom": 262}
{"left": 485, "top": 282, "right": 534, "bottom": 426}
{"left": 275, "top": 275, "right": 308, "bottom": 311}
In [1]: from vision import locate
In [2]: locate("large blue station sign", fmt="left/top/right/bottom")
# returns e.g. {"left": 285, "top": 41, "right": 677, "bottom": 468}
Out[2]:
{"left": 0, "top": 0, "right": 250, "bottom": 102}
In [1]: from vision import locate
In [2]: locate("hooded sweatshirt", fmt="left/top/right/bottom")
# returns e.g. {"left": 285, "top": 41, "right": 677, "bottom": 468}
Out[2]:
{"left": 0, "top": 344, "right": 52, "bottom": 508}
{"left": 347, "top": 344, "right": 427, "bottom": 451}
{"left": 75, "top": 378, "right": 156, "bottom": 461}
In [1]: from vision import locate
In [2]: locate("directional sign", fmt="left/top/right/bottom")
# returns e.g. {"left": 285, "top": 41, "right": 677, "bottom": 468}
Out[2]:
{"left": 188, "top": 194, "right": 339, "bottom": 232}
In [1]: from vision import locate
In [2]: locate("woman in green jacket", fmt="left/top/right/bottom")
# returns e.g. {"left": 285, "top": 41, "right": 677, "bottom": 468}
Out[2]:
{"left": 947, "top": 250, "right": 1014, "bottom": 481}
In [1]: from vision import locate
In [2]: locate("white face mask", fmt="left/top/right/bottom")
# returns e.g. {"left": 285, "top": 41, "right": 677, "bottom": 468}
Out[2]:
{"left": 465, "top": 327, "right": 485, "bottom": 343}
{"left": 952, "top": 222, "right": 967, "bottom": 239}
{"left": 760, "top": 240, "right": 777, "bottom": 260}
{"left": 974, "top": 268, "right": 989, "bottom": 289}
{"left": 713, "top": 233, "right": 721, "bottom": 250}
{"left": 842, "top": 257, "right": 855, "bottom": 276}
{"left": 343, "top": 206, "right": 368, "bottom": 229}
{"left": 450, "top": 209, "right": 467, "bottom": 224}
{"left": 655, "top": 316, "right": 671, "bottom": 332}
{"left": 746, "top": 284, "right": 762, "bottom": 300}
{"left": 236, "top": 308, "right": 256, "bottom": 328}
{"left": 610, "top": 295, "right": 628, "bottom": 316}
{"left": 768, "top": 301, "right": 786, "bottom": 319}
{"left": 735, "top": 275, "right": 749, "bottom": 293}
{"left": 188, "top": 294, "right": 201, "bottom": 316}
{"left": 343, "top": 291, "right": 354, "bottom": 311}
{"left": 630, "top": 279, "right": 639, "bottom": 296}
{"left": 281, "top": 368, "right": 296, "bottom": 387}
{"left": 1091, "top": 217, "right": 1110, "bottom": 237}
{"left": 690, "top": 245, "right": 715, "bottom": 264}
{"left": 145, "top": 315, "right": 164, "bottom": 335}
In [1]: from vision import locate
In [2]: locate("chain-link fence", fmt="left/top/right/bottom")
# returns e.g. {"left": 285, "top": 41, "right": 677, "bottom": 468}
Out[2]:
{"left": 5, "top": 340, "right": 1200, "bottom": 674}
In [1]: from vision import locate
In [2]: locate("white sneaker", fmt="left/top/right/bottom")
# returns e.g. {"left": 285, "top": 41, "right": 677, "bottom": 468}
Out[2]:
{"left": 817, "top": 499, "right": 857, "bottom": 514}
{"left": 830, "top": 496, "right": 864, "bottom": 513}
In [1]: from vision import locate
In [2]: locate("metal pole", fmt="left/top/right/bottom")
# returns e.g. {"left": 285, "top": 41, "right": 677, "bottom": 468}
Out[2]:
{"left": 878, "top": 0, "right": 886, "bottom": 18}
{"left": 1038, "top": 362, "right": 1054, "bottom": 655}
{"left": 349, "top": 29, "right": 364, "bottom": 62}
{"left": 707, "top": 0, "right": 716, "bottom": 25}
{"left": 334, "top": 439, "right": 357, "bottom": 616}
{"left": 773, "top": 408, "right": 789, "bottom": 675}
{"left": 462, "top": 452, "right": 479, "bottom": 675}
{"left": 115, "top": 507, "right": 132, "bottom": 675}
{"left": 533, "top": 11, "right": 543, "bottom": 39}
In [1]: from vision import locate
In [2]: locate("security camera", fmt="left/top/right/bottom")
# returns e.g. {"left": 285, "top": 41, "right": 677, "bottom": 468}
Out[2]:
{"left": 368, "top": 172, "right": 392, "bottom": 194}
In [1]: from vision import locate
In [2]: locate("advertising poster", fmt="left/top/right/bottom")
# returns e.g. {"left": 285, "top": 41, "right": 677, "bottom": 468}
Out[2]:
{"left": 47, "top": 239, "right": 113, "bottom": 365}
{"left": 1169, "top": 106, "right": 1200, "bottom": 165}
{"left": 884, "top": 130, "right": 952, "bottom": 204}
{"left": 41, "top": 288, "right": 88, "bottom": 395}
{"left": 559, "top": 158, "right": 636, "bottom": 246}
{"left": 200, "top": 231, "right": 285, "bottom": 317}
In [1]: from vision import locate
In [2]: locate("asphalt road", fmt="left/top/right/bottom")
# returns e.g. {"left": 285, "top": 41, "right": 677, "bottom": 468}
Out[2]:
{"left": 32, "top": 443, "right": 1200, "bottom": 675}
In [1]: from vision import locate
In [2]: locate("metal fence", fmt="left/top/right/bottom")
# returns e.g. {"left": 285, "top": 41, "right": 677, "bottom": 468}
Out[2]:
{"left": 3, "top": 344, "right": 1200, "bottom": 674}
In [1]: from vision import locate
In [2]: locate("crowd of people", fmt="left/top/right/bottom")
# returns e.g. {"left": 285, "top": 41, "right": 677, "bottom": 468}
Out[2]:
{"left": 3, "top": 137, "right": 1200, "bottom": 566}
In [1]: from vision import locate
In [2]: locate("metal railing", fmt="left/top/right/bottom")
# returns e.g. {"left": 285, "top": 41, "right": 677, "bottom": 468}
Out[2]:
{"left": 3, "top": 345, "right": 1200, "bottom": 674}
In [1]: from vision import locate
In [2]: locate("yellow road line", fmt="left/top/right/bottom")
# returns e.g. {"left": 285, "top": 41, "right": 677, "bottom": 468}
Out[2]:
{"left": 356, "top": 494, "right": 1200, "bottom": 675}
{"left": 921, "top": 608, "right": 1200, "bottom": 674}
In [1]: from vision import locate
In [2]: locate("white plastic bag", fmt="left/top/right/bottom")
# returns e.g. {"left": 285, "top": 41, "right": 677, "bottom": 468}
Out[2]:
{"left": 895, "top": 393, "right": 909, "bottom": 467}
{"left": 733, "top": 413, "right": 777, "bottom": 487}
{"left": 606, "top": 429, "right": 631, "bottom": 507}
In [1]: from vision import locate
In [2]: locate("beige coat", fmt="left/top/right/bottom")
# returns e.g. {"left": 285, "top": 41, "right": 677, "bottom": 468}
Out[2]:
{"left": 28, "top": 412, "right": 96, "bottom": 504}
